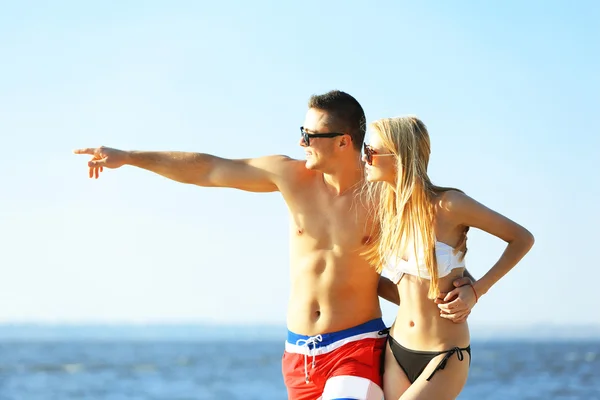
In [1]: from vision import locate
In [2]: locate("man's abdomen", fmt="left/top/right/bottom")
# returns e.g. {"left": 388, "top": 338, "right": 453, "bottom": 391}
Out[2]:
{"left": 286, "top": 252, "right": 381, "bottom": 336}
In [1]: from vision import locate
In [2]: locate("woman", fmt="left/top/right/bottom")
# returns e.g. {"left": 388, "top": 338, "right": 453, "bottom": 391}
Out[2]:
{"left": 362, "top": 116, "right": 534, "bottom": 399}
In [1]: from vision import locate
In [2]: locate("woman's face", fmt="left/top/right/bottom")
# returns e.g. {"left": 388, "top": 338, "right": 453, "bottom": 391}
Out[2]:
{"left": 362, "top": 132, "right": 397, "bottom": 185}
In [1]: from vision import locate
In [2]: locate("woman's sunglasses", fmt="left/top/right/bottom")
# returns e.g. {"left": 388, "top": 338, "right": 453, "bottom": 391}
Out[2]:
{"left": 300, "top": 127, "right": 346, "bottom": 147}
{"left": 363, "top": 143, "right": 395, "bottom": 165}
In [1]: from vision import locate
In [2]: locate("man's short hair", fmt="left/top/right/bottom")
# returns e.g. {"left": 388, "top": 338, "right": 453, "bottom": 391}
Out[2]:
{"left": 308, "top": 90, "right": 366, "bottom": 151}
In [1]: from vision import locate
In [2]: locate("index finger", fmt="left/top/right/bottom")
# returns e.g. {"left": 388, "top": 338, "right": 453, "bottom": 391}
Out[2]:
{"left": 73, "top": 148, "right": 96, "bottom": 155}
{"left": 438, "top": 297, "right": 464, "bottom": 312}
{"left": 446, "top": 298, "right": 470, "bottom": 313}
{"left": 434, "top": 291, "right": 448, "bottom": 304}
{"left": 443, "top": 288, "right": 460, "bottom": 303}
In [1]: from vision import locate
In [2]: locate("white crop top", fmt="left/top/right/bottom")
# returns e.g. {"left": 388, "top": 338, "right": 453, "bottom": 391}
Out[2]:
{"left": 384, "top": 240, "right": 466, "bottom": 284}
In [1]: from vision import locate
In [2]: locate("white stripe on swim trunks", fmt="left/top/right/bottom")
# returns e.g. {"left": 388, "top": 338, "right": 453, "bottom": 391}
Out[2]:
{"left": 318, "top": 375, "right": 384, "bottom": 400}
{"left": 285, "top": 331, "right": 385, "bottom": 356}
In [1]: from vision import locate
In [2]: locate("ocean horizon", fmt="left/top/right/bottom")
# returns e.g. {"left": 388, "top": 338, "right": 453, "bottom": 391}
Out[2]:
{"left": 1, "top": 322, "right": 599, "bottom": 341}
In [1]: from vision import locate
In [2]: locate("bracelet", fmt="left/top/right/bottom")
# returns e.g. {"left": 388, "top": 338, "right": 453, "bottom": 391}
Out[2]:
{"left": 469, "top": 284, "right": 479, "bottom": 303}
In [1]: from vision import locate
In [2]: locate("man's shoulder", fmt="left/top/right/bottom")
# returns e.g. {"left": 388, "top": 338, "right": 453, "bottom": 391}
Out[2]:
{"left": 255, "top": 155, "right": 309, "bottom": 181}
{"left": 257, "top": 154, "right": 297, "bottom": 163}
{"left": 263, "top": 155, "right": 305, "bottom": 172}
{"left": 250, "top": 155, "right": 300, "bottom": 169}
{"left": 261, "top": 156, "right": 321, "bottom": 189}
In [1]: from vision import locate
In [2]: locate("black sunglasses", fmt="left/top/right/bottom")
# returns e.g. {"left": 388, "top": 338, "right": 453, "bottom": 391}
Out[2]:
{"left": 300, "top": 127, "right": 345, "bottom": 147}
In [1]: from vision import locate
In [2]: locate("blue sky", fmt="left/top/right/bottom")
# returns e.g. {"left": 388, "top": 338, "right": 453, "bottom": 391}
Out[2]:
{"left": 1, "top": 1, "right": 598, "bottom": 330}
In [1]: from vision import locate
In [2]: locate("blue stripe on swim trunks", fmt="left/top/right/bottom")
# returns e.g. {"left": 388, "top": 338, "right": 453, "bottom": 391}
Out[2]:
{"left": 286, "top": 318, "right": 387, "bottom": 356}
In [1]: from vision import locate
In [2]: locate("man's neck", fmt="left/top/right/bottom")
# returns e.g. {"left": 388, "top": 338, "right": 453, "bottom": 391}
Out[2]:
{"left": 322, "top": 157, "right": 364, "bottom": 196}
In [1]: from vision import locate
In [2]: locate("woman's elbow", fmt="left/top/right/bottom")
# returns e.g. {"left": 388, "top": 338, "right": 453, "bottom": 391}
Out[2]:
{"left": 519, "top": 227, "right": 535, "bottom": 251}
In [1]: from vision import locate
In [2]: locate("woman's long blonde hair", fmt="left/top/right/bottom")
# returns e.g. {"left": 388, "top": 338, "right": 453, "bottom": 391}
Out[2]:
{"left": 364, "top": 116, "right": 463, "bottom": 299}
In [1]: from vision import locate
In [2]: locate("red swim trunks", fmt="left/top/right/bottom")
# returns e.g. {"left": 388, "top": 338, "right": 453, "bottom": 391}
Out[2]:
{"left": 282, "top": 318, "right": 388, "bottom": 400}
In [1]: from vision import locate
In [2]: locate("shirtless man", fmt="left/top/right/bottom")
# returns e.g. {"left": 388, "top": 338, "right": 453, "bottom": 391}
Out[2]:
{"left": 74, "top": 90, "right": 475, "bottom": 400}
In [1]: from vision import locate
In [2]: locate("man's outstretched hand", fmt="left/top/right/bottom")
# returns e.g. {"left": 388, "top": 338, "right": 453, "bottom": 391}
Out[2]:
{"left": 73, "top": 146, "right": 129, "bottom": 179}
{"left": 435, "top": 276, "right": 477, "bottom": 324}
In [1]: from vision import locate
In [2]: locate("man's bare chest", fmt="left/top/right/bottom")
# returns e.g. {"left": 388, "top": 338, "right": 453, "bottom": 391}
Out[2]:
{"left": 287, "top": 193, "right": 375, "bottom": 249}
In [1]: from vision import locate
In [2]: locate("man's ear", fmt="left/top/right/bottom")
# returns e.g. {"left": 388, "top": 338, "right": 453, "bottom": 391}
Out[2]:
{"left": 339, "top": 134, "right": 352, "bottom": 149}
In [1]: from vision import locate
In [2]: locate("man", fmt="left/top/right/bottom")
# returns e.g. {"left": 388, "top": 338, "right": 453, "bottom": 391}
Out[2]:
{"left": 74, "top": 90, "right": 475, "bottom": 400}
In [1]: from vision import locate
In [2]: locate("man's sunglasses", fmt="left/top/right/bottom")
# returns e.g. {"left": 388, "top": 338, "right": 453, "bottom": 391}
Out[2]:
{"left": 300, "top": 127, "right": 346, "bottom": 147}
{"left": 363, "top": 143, "right": 395, "bottom": 165}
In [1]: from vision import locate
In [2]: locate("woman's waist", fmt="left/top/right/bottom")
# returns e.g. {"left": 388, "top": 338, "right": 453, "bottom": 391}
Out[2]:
{"left": 391, "top": 307, "right": 470, "bottom": 351}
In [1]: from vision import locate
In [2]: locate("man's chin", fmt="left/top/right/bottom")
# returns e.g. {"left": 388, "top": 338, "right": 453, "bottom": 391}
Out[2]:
{"left": 304, "top": 159, "right": 318, "bottom": 170}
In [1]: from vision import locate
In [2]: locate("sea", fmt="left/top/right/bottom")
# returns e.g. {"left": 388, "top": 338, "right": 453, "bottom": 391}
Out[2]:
{"left": 0, "top": 325, "right": 599, "bottom": 400}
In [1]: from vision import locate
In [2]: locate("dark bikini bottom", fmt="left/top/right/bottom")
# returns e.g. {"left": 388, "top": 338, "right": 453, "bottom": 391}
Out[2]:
{"left": 388, "top": 335, "right": 471, "bottom": 383}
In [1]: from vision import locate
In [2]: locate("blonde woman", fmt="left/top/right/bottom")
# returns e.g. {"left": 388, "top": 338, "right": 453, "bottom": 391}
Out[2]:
{"left": 362, "top": 116, "right": 534, "bottom": 399}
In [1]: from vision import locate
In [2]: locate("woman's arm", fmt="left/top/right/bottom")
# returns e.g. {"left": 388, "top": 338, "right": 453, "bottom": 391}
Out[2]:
{"left": 444, "top": 190, "right": 535, "bottom": 299}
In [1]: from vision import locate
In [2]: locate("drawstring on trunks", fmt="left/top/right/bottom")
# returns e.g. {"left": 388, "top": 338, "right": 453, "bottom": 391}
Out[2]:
{"left": 295, "top": 334, "right": 323, "bottom": 383}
